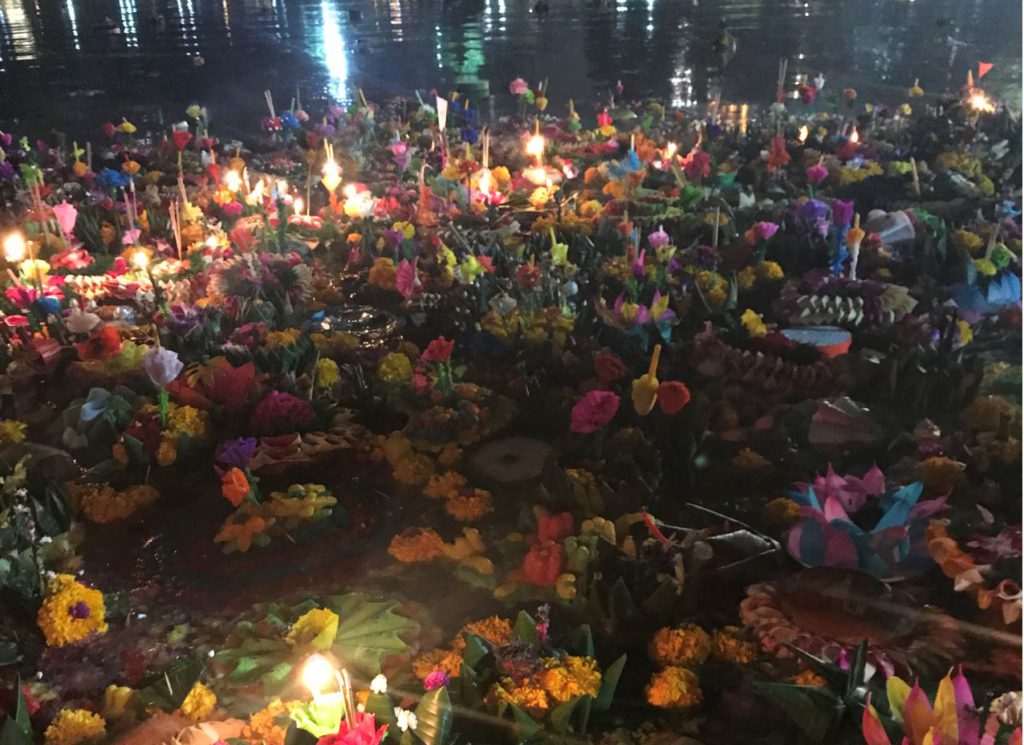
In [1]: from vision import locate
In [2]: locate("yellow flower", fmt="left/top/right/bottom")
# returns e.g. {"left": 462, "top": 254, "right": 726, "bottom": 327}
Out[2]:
{"left": 413, "top": 649, "right": 463, "bottom": 680}
{"left": 186, "top": 104, "right": 205, "bottom": 119}
{"left": 45, "top": 710, "right": 105, "bottom": 745}
{"left": 973, "top": 258, "right": 997, "bottom": 277}
{"left": 645, "top": 666, "right": 702, "bottom": 709}
{"left": 178, "top": 682, "right": 217, "bottom": 721}
{"left": 957, "top": 320, "right": 973, "bottom": 346}
{"left": 122, "top": 160, "right": 141, "bottom": 175}
{"left": 763, "top": 497, "right": 801, "bottom": 526}
{"left": 710, "top": 627, "right": 758, "bottom": 664}
{"left": 157, "top": 438, "right": 178, "bottom": 467}
{"left": 69, "top": 483, "right": 158, "bottom": 524}
{"left": 37, "top": 574, "right": 108, "bottom": 647}
{"left": 445, "top": 489, "right": 493, "bottom": 522}
{"left": 425, "top": 471, "right": 467, "bottom": 500}
{"left": 918, "top": 456, "right": 965, "bottom": 495}
{"left": 389, "top": 527, "right": 446, "bottom": 563}
{"left": 392, "top": 221, "right": 416, "bottom": 240}
{"left": 0, "top": 419, "right": 27, "bottom": 444}
{"left": 167, "top": 403, "right": 209, "bottom": 439}
{"left": 316, "top": 358, "right": 341, "bottom": 388}
{"left": 118, "top": 120, "right": 137, "bottom": 134}
{"left": 368, "top": 257, "right": 397, "bottom": 290}
{"left": 649, "top": 624, "right": 711, "bottom": 667}
{"left": 102, "top": 686, "right": 134, "bottom": 719}
{"left": 737, "top": 266, "right": 757, "bottom": 291}
{"left": 757, "top": 260, "right": 784, "bottom": 280}
{"left": 393, "top": 453, "right": 435, "bottom": 486}
{"left": 242, "top": 699, "right": 289, "bottom": 745}
{"left": 539, "top": 656, "right": 602, "bottom": 703}
{"left": 733, "top": 447, "right": 771, "bottom": 469}
{"left": 740, "top": 309, "right": 768, "bottom": 337}
{"left": 286, "top": 608, "right": 340, "bottom": 650}
{"left": 486, "top": 679, "right": 550, "bottom": 716}
{"left": 378, "top": 352, "right": 413, "bottom": 383}
{"left": 267, "top": 328, "right": 302, "bottom": 349}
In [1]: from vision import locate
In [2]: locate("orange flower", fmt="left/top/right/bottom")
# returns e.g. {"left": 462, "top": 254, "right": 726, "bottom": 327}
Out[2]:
{"left": 221, "top": 467, "right": 250, "bottom": 507}
{"left": 215, "top": 512, "right": 271, "bottom": 552}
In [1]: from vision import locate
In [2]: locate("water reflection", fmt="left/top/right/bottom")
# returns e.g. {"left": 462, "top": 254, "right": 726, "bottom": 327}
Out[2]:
{"left": 0, "top": 0, "right": 1017, "bottom": 134}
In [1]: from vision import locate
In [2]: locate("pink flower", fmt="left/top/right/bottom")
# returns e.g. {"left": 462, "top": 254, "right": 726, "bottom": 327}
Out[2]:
{"left": 396, "top": 258, "right": 418, "bottom": 300}
{"left": 423, "top": 671, "right": 450, "bottom": 691}
{"left": 222, "top": 201, "right": 244, "bottom": 218}
{"left": 508, "top": 78, "right": 529, "bottom": 96}
{"left": 744, "top": 221, "right": 780, "bottom": 246}
{"left": 421, "top": 337, "right": 454, "bottom": 363}
{"left": 250, "top": 390, "right": 317, "bottom": 434}
{"left": 798, "top": 84, "right": 818, "bottom": 105}
{"left": 597, "top": 110, "right": 613, "bottom": 129}
{"left": 682, "top": 150, "right": 711, "bottom": 182}
{"left": 51, "top": 201, "right": 78, "bottom": 238}
{"left": 648, "top": 226, "right": 670, "bottom": 250}
{"left": 316, "top": 715, "right": 387, "bottom": 745}
{"left": 806, "top": 162, "right": 829, "bottom": 185}
{"left": 570, "top": 390, "right": 620, "bottom": 433}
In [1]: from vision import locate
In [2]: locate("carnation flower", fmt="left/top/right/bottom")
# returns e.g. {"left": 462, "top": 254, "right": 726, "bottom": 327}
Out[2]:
{"left": 251, "top": 390, "right": 318, "bottom": 434}
{"left": 570, "top": 390, "right": 620, "bottom": 434}
{"left": 593, "top": 351, "right": 627, "bottom": 385}
{"left": 657, "top": 381, "right": 691, "bottom": 415}
{"left": 421, "top": 337, "right": 455, "bottom": 363}
{"left": 423, "top": 671, "right": 450, "bottom": 691}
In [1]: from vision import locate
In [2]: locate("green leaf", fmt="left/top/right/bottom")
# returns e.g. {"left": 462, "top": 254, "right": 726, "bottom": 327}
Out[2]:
{"left": 0, "top": 641, "right": 18, "bottom": 667}
{"left": 459, "top": 633, "right": 491, "bottom": 669}
{"left": 513, "top": 611, "right": 538, "bottom": 646}
{"left": 261, "top": 662, "right": 294, "bottom": 692}
{"left": 593, "top": 655, "right": 625, "bottom": 712}
{"left": 135, "top": 657, "right": 204, "bottom": 710}
{"left": 413, "top": 686, "right": 453, "bottom": 745}
{"left": 607, "top": 578, "right": 639, "bottom": 630}
{"left": 509, "top": 705, "right": 541, "bottom": 740}
{"left": 753, "top": 682, "right": 841, "bottom": 744}
{"left": 549, "top": 698, "right": 580, "bottom": 734}
{"left": 563, "top": 626, "right": 594, "bottom": 659}
{"left": 574, "top": 696, "right": 592, "bottom": 733}
{"left": 0, "top": 718, "right": 31, "bottom": 745}
{"left": 13, "top": 679, "right": 31, "bottom": 734}
{"left": 328, "top": 593, "right": 419, "bottom": 675}
{"left": 363, "top": 693, "right": 396, "bottom": 730}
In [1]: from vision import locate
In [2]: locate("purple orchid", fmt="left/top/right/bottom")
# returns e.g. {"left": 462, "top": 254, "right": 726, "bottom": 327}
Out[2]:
{"left": 595, "top": 291, "right": 674, "bottom": 330}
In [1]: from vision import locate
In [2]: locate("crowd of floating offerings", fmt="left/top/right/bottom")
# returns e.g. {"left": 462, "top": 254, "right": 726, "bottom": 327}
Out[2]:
{"left": 0, "top": 67, "right": 1019, "bottom": 745}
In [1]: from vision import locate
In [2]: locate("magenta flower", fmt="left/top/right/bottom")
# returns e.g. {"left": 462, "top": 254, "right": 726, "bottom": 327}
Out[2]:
{"left": 423, "top": 671, "right": 450, "bottom": 691}
{"left": 570, "top": 390, "right": 620, "bottom": 434}
{"left": 806, "top": 162, "right": 829, "bottom": 185}
{"left": 832, "top": 199, "right": 854, "bottom": 227}
{"left": 222, "top": 201, "right": 244, "bottom": 218}
{"left": 648, "top": 226, "right": 670, "bottom": 250}
{"left": 51, "top": 201, "right": 78, "bottom": 238}
{"left": 251, "top": 390, "right": 317, "bottom": 434}
{"left": 508, "top": 78, "right": 529, "bottom": 96}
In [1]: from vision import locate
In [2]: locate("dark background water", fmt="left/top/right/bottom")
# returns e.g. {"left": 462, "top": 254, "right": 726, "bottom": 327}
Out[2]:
{"left": 0, "top": 0, "right": 1019, "bottom": 138}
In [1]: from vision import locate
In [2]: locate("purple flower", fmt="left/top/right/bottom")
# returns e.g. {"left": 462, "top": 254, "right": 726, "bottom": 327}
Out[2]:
{"left": 0, "top": 161, "right": 14, "bottom": 181}
{"left": 69, "top": 601, "right": 91, "bottom": 619}
{"left": 423, "top": 671, "right": 450, "bottom": 691}
{"left": 216, "top": 437, "right": 257, "bottom": 468}
{"left": 632, "top": 249, "right": 647, "bottom": 279}
{"left": 648, "top": 226, "right": 670, "bottom": 250}
{"left": 792, "top": 198, "right": 830, "bottom": 225}
{"left": 832, "top": 199, "right": 854, "bottom": 228}
{"left": 806, "top": 162, "right": 829, "bottom": 185}
{"left": 143, "top": 347, "right": 184, "bottom": 388}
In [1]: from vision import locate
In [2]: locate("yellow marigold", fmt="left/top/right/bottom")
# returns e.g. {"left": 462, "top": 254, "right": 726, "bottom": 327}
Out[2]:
{"left": 178, "top": 682, "right": 217, "bottom": 721}
{"left": 740, "top": 309, "right": 768, "bottom": 338}
{"left": 791, "top": 670, "right": 826, "bottom": 687}
{"left": 368, "top": 257, "right": 397, "bottom": 290}
{"left": 732, "top": 448, "right": 771, "bottom": 470}
{"left": 737, "top": 266, "right": 757, "bottom": 291}
{"left": 167, "top": 404, "right": 209, "bottom": 439}
{"left": 918, "top": 456, "right": 965, "bottom": 495}
{"left": 378, "top": 431, "right": 413, "bottom": 466}
{"left": 710, "top": 627, "right": 758, "bottom": 664}
{"left": 287, "top": 608, "right": 340, "bottom": 649}
{"left": 393, "top": 453, "right": 435, "bottom": 486}
{"left": 0, "top": 419, "right": 27, "bottom": 444}
{"left": 964, "top": 396, "right": 1021, "bottom": 433}
{"left": 378, "top": 352, "right": 413, "bottom": 383}
{"left": 311, "top": 332, "right": 359, "bottom": 354}
{"left": 157, "top": 438, "right": 178, "bottom": 467}
{"left": 102, "top": 685, "right": 134, "bottom": 719}
{"left": 758, "top": 261, "right": 784, "bottom": 280}
{"left": 445, "top": 489, "right": 494, "bottom": 522}
{"left": 424, "top": 471, "right": 467, "bottom": 500}
{"left": 69, "top": 483, "right": 158, "bottom": 524}
{"left": 454, "top": 615, "right": 513, "bottom": 651}
{"left": 267, "top": 328, "right": 302, "bottom": 349}
{"left": 242, "top": 698, "right": 289, "bottom": 745}
{"left": 953, "top": 229, "right": 985, "bottom": 254}
{"left": 539, "top": 656, "right": 602, "bottom": 703}
{"left": 645, "top": 666, "right": 702, "bottom": 709}
{"left": 413, "top": 648, "right": 462, "bottom": 679}
{"left": 37, "top": 574, "right": 108, "bottom": 647}
{"left": 649, "top": 624, "right": 711, "bottom": 667}
{"left": 522, "top": 327, "right": 547, "bottom": 347}
{"left": 388, "top": 527, "right": 446, "bottom": 563}
{"left": 763, "top": 497, "right": 801, "bottom": 526}
{"left": 45, "top": 709, "right": 105, "bottom": 745}
{"left": 486, "top": 679, "right": 550, "bottom": 717}
{"left": 315, "top": 358, "right": 341, "bottom": 388}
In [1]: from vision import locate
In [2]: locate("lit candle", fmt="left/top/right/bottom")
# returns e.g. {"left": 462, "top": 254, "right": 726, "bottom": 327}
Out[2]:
{"left": 321, "top": 143, "right": 343, "bottom": 194}
{"left": 4, "top": 232, "right": 27, "bottom": 263}
{"left": 797, "top": 124, "right": 809, "bottom": 143}
{"left": 224, "top": 170, "right": 242, "bottom": 194}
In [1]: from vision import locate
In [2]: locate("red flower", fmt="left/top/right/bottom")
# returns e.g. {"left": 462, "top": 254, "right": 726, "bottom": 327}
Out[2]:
{"left": 570, "top": 390, "right": 620, "bottom": 434}
{"left": 522, "top": 540, "right": 564, "bottom": 586}
{"left": 172, "top": 131, "right": 193, "bottom": 151}
{"left": 798, "top": 85, "right": 818, "bottom": 105}
{"left": 75, "top": 325, "right": 122, "bottom": 360}
{"left": 593, "top": 352, "right": 627, "bottom": 385}
{"left": 766, "top": 135, "right": 791, "bottom": 172}
{"left": 537, "top": 509, "right": 574, "bottom": 543}
{"left": 515, "top": 263, "right": 542, "bottom": 291}
{"left": 657, "top": 381, "right": 691, "bottom": 415}
{"left": 682, "top": 150, "right": 712, "bottom": 182}
{"left": 210, "top": 361, "right": 256, "bottom": 412}
{"left": 101, "top": 122, "right": 117, "bottom": 138}
{"left": 251, "top": 390, "right": 317, "bottom": 434}
{"left": 421, "top": 337, "right": 454, "bottom": 363}
{"left": 317, "top": 715, "right": 387, "bottom": 745}
{"left": 597, "top": 110, "right": 613, "bottom": 129}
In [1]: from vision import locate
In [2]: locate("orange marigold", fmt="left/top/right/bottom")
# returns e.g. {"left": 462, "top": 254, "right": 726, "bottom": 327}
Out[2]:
{"left": 649, "top": 624, "right": 711, "bottom": 667}
{"left": 424, "top": 471, "right": 467, "bottom": 500}
{"left": 710, "top": 626, "right": 758, "bottom": 665}
{"left": 388, "top": 527, "right": 446, "bottom": 563}
{"left": 444, "top": 489, "right": 493, "bottom": 522}
{"left": 412, "top": 649, "right": 462, "bottom": 680}
{"left": 453, "top": 615, "right": 513, "bottom": 651}
{"left": 646, "top": 666, "right": 702, "bottom": 709}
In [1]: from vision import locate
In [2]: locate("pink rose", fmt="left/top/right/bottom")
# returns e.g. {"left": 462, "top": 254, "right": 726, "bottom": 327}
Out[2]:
{"left": 570, "top": 390, "right": 620, "bottom": 434}
{"left": 508, "top": 78, "right": 529, "bottom": 95}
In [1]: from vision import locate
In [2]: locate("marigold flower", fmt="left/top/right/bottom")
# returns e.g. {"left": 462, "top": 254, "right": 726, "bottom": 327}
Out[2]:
{"left": 645, "top": 666, "right": 702, "bottom": 709}
{"left": 178, "top": 682, "right": 217, "bottom": 721}
{"left": 710, "top": 627, "right": 758, "bottom": 664}
{"left": 37, "top": 574, "right": 108, "bottom": 647}
{"left": 413, "top": 649, "right": 462, "bottom": 680}
{"left": 0, "top": 419, "right": 27, "bottom": 444}
{"left": 732, "top": 448, "right": 771, "bottom": 469}
{"left": 286, "top": 608, "right": 340, "bottom": 650}
{"left": 44, "top": 709, "right": 106, "bottom": 745}
{"left": 102, "top": 685, "right": 134, "bottom": 719}
{"left": 316, "top": 358, "right": 341, "bottom": 388}
{"left": 649, "top": 624, "right": 711, "bottom": 667}
{"left": 388, "top": 527, "right": 446, "bottom": 563}
{"left": 445, "top": 489, "right": 493, "bottom": 522}
{"left": 378, "top": 352, "right": 414, "bottom": 383}
{"left": 918, "top": 456, "right": 965, "bottom": 495}
{"left": 392, "top": 453, "right": 435, "bottom": 486}
{"left": 486, "top": 679, "right": 549, "bottom": 716}
{"left": 424, "top": 471, "right": 467, "bottom": 500}
{"left": 538, "top": 656, "right": 602, "bottom": 703}
{"left": 791, "top": 670, "right": 826, "bottom": 687}
{"left": 454, "top": 616, "right": 513, "bottom": 651}
{"left": 242, "top": 699, "right": 289, "bottom": 745}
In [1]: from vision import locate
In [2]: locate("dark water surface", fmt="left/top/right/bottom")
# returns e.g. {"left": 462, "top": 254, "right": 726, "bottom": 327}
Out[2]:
{"left": 0, "top": 0, "right": 1020, "bottom": 136}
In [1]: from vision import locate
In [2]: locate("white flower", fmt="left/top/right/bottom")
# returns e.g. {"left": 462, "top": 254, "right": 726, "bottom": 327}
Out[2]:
{"left": 394, "top": 708, "right": 417, "bottom": 732}
{"left": 369, "top": 674, "right": 388, "bottom": 694}
{"left": 66, "top": 308, "right": 101, "bottom": 335}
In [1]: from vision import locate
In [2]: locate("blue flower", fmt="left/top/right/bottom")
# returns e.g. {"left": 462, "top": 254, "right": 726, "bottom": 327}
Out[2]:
{"left": 35, "top": 296, "right": 62, "bottom": 316}
{"left": 80, "top": 388, "right": 113, "bottom": 423}
{"left": 98, "top": 168, "right": 130, "bottom": 189}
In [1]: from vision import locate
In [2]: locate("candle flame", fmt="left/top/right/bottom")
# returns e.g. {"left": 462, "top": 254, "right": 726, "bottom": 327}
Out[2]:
{"left": 301, "top": 654, "right": 335, "bottom": 698}
{"left": 848, "top": 128, "right": 860, "bottom": 144}
{"left": 968, "top": 90, "right": 995, "bottom": 114}
{"left": 525, "top": 133, "right": 545, "bottom": 165}
{"left": 132, "top": 250, "right": 149, "bottom": 270}
{"left": 797, "top": 125, "right": 809, "bottom": 143}
{"left": 3, "top": 232, "right": 26, "bottom": 263}
{"left": 224, "top": 170, "right": 242, "bottom": 193}
{"left": 321, "top": 143, "right": 343, "bottom": 193}
{"left": 293, "top": 197, "right": 305, "bottom": 215}
{"left": 478, "top": 168, "right": 492, "bottom": 196}
{"left": 664, "top": 142, "right": 678, "bottom": 158}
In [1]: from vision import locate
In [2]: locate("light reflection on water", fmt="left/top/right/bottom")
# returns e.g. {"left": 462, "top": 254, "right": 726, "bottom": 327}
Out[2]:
{"left": 0, "top": 0, "right": 1019, "bottom": 135}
